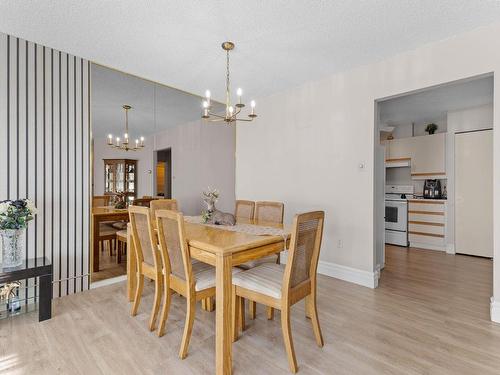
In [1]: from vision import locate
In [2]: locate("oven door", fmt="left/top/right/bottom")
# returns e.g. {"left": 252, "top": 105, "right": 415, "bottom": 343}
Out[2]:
{"left": 385, "top": 200, "right": 408, "bottom": 232}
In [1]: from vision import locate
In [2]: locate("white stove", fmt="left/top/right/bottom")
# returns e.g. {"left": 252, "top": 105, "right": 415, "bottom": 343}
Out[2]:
{"left": 385, "top": 185, "right": 414, "bottom": 246}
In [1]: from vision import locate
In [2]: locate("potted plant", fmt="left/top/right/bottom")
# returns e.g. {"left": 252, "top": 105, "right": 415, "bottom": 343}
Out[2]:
{"left": 425, "top": 123, "right": 438, "bottom": 135}
{"left": 0, "top": 199, "right": 37, "bottom": 267}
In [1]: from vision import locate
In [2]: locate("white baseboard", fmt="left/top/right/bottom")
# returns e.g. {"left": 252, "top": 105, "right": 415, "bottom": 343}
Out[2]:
{"left": 90, "top": 275, "right": 127, "bottom": 289}
{"left": 409, "top": 242, "right": 446, "bottom": 252}
{"left": 280, "top": 252, "right": 379, "bottom": 289}
{"left": 446, "top": 244, "right": 455, "bottom": 255}
{"left": 491, "top": 298, "right": 500, "bottom": 323}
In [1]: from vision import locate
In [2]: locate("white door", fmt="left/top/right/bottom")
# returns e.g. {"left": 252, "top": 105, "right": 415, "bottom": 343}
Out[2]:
{"left": 455, "top": 130, "right": 493, "bottom": 257}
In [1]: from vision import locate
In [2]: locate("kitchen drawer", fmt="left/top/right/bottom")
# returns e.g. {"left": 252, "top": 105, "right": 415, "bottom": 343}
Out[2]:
{"left": 408, "top": 201, "right": 445, "bottom": 213}
{"left": 408, "top": 212, "right": 445, "bottom": 223}
{"left": 409, "top": 232, "right": 445, "bottom": 247}
{"left": 408, "top": 222, "right": 445, "bottom": 236}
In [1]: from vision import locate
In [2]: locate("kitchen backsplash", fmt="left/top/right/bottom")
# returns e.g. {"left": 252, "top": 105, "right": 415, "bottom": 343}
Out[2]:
{"left": 386, "top": 168, "right": 447, "bottom": 198}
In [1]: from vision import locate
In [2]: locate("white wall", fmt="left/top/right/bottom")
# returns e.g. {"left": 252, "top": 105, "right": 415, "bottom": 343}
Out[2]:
{"left": 236, "top": 22, "right": 500, "bottom": 321}
{"left": 390, "top": 119, "right": 447, "bottom": 139}
{"left": 154, "top": 119, "right": 236, "bottom": 216}
{"left": 93, "top": 137, "right": 154, "bottom": 198}
{"left": 446, "top": 103, "right": 493, "bottom": 253}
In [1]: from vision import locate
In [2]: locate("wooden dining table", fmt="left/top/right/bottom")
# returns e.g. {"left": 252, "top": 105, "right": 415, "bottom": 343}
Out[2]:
{"left": 126, "top": 217, "right": 290, "bottom": 375}
{"left": 91, "top": 206, "right": 129, "bottom": 272}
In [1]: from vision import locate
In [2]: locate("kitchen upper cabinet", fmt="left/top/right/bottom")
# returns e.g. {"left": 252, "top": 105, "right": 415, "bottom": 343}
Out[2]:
{"left": 384, "top": 133, "right": 446, "bottom": 178}
{"left": 411, "top": 133, "right": 446, "bottom": 178}
{"left": 386, "top": 137, "right": 414, "bottom": 160}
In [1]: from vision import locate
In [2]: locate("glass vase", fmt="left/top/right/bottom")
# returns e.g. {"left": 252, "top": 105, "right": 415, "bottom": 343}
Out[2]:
{"left": 0, "top": 229, "right": 24, "bottom": 268}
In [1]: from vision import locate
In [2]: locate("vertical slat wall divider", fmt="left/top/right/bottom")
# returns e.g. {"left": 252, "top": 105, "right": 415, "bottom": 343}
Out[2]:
{"left": 0, "top": 32, "right": 90, "bottom": 298}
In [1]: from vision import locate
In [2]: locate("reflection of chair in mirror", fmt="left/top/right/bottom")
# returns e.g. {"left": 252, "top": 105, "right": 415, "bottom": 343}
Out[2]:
{"left": 133, "top": 198, "right": 154, "bottom": 207}
{"left": 116, "top": 230, "right": 127, "bottom": 263}
{"left": 92, "top": 195, "right": 111, "bottom": 207}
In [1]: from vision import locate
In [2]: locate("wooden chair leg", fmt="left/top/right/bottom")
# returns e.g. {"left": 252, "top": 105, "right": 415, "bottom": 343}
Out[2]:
{"left": 308, "top": 293, "right": 324, "bottom": 347}
{"left": 249, "top": 300, "right": 256, "bottom": 320}
{"left": 149, "top": 276, "right": 163, "bottom": 331}
{"left": 131, "top": 273, "right": 144, "bottom": 316}
{"left": 207, "top": 297, "right": 215, "bottom": 312}
{"left": 157, "top": 285, "right": 172, "bottom": 337}
{"left": 281, "top": 307, "right": 298, "bottom": 373}
{"left": 267, "top": 306, "right": 274, "bottom": 320}
{"left": 232, "top": 287, "right": 239, "bottom": 342}
{"left": 238, "top": 297, "right": 245, "bottom": 332}
{"left": 117, "top": 242, "right": 122, "bottom": 264}
{"left": 305, "top": 295, "right": 312, "bottom": 319}
{"left": 179, "top": 296, "right": 196, "bottom": 359}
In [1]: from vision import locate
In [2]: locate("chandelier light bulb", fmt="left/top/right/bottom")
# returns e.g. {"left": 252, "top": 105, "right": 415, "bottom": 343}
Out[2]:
{"left": 250, "top": 100, "right": 256, "bottom": 108}
{"left": 229, "top": 106, "right": 234, "bottom": 114}
{"left": 140, "top": 136, "right": 145, "bottom": 141}
{"left": 203, "top": 100, "right": 209, "bottom": 108}
{"left": 237, "top": 88, "right": 242, "bottom": 97}
{"left": 107, "top": 134, "right": 113, "bottom": 145}
{"left": 205, "top": 90, "right": 211, "bottom": 98}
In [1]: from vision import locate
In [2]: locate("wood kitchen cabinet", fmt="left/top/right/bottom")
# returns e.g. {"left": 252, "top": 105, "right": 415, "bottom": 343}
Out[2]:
{"left": 384, "top": 133, "right": 446, "bottom": 178}
{"left": 385, "top": 137, "right": 414, "bottom": 160}
{"left": 410, "top": 133, "right": 446, "bottom": 178}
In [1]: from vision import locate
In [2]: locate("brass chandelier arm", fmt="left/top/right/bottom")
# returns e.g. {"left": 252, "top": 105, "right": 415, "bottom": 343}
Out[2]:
{"left": 207, "top": 111, "right": 226, "bottom": 119}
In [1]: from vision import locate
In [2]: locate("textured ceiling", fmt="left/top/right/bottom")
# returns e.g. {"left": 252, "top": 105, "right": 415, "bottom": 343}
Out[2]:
{"left": 92, "top": 64, "right": 224, "bottom": 137}
{"left": 379, "top": 75, "right": 493, "bottom": 126}
{"left": 1, "top": 1, "right": 500, "bottom": 101}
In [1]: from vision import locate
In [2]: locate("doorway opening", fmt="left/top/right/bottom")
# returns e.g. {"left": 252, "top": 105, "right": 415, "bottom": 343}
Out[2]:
{"left": 373, "top": 73, "right": 494, "bottom": 319}
{"left": 155, "top": 148, "right": 172, "bottom": 198}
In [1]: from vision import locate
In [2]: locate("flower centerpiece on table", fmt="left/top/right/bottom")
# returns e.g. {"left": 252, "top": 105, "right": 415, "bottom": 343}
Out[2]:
{"left": 0, "top": 199, "right": 37, "bottom": 267}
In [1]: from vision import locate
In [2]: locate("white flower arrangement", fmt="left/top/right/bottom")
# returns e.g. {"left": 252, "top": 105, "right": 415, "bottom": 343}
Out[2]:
{"left": 0, "top": 199, "right": 37, "bottom": 230}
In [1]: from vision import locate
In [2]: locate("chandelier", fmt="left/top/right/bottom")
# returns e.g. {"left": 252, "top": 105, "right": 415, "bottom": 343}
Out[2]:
{"left": 201, "top": 41, "right": 257, "bottom": 124}
{"left": 107, "top": 105, "right": 145, "bottom": 151}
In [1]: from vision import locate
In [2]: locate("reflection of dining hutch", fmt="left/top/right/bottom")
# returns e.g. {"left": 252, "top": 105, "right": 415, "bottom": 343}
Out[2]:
{"left": 103, "top": 159, "right": 137, "bottom": 199}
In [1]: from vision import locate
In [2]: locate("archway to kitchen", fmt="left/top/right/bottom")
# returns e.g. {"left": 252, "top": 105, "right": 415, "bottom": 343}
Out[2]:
{"left": 373, "top": 73, "right": 494, "bottom": 322}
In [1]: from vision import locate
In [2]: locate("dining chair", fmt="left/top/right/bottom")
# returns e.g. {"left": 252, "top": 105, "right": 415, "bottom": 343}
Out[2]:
{"left": 150, "top": 199, "right": 178, "bottom": 227}
{"left": 232, "top": 211, "right": 325, "bottom": 373}
{"left": 133, "top": 198, "right": 153, "bottom": 207}
{"left": 155, "top": 209, "right": 241, "bottom": 359}
{"left": 235, "top": 200, "right": 255, "bottom": 220}
{"left": 92, "top": 195, "right": 111, "bottom": 207}
{"left": 240, "top": 200, "right": 285, "bottom": 319}
{"left": 129, "top": 205, "right": 163, "bottom": 332}
{"left": 116, "top": 229, "right": 127, "bottom": 263}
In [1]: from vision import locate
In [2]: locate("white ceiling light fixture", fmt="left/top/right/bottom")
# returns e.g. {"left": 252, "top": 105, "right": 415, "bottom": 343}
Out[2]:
{"left": 201, "top": 41, "right": 257, "bottom": 125}
{"left": 107, "top": 104, "right": 145, "bottom": 151}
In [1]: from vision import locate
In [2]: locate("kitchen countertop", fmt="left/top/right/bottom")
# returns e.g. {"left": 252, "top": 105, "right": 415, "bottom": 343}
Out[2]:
{"left": 408, "top": 198, "right": 447, "bottom": 202}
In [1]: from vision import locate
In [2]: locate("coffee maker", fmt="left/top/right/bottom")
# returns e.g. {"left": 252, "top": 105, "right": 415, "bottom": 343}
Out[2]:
{"left": 423, "top": 179, "right": 442, "bottom": 199}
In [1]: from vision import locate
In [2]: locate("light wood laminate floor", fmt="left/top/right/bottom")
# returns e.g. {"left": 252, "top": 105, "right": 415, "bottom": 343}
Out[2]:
{"left": 0, "top": 245, "right": 499, "bottom": 374}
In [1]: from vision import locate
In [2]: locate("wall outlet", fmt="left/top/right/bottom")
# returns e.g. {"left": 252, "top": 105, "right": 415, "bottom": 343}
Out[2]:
{"left": 337, "top": 239, "right": 343, "bottom": 248}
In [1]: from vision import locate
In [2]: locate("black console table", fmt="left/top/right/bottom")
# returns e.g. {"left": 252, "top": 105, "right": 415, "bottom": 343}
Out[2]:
{"left": 0, "top": 257, "right": 53, "bottom": 321}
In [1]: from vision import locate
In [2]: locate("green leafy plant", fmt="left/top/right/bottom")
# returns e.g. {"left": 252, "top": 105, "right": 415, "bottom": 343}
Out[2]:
{"left": 425, "top": 123, "right": 438, "bottom": 135}
{"left": 0, "top": 199, "right": 37, "bottom": 230}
